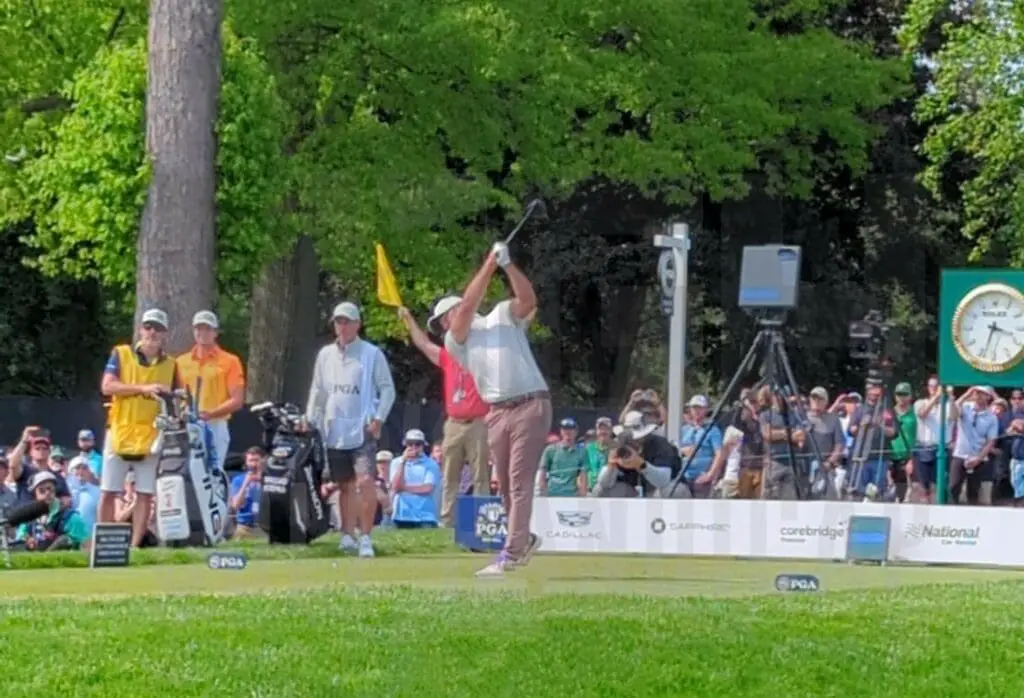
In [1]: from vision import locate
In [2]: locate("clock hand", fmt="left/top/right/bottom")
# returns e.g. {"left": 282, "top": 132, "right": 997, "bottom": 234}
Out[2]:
{"left": 981, "top": 325, "right": 996, "bottom": 358}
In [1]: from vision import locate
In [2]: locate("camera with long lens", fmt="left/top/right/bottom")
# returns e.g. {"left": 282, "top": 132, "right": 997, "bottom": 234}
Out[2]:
{"left": 613, "top": 429, "right": 639, "bottom": 460}
{"left": 848, "top": 310, "right": 898, "bottom": 384}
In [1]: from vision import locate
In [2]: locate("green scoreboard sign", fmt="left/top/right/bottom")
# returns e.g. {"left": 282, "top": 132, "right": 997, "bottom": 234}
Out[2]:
{"left": 939, "top": 269, "right": 1024, "bottom": 388}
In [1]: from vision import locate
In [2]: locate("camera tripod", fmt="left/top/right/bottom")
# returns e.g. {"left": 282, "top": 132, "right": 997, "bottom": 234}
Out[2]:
{"left": 668, "top": 316, "right": 826, "bottom": 500}
{"left": 844, "top": 378, "right": 909, "bottom": 501}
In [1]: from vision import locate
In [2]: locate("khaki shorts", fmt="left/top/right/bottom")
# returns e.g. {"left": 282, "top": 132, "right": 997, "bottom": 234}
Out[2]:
{"left": 102, "top": 453, "right": 158, "bottom": 495}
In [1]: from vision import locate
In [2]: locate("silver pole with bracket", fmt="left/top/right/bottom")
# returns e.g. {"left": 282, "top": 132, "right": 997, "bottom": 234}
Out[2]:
{"left": 654, "top": 222, "right": 691, "bottom": 445}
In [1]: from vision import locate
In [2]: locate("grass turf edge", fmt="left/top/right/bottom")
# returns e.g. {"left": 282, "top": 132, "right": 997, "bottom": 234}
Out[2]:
{"left": 4, "top": 527, "right": 462, "bottom": 570}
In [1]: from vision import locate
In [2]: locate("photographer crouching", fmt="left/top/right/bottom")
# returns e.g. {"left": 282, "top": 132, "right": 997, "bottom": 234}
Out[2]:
{"left": 15, "top": 472, "right": 88, "bottom": 552}
{"left": 591, "top": 411, "right": 687, "bottom": 498}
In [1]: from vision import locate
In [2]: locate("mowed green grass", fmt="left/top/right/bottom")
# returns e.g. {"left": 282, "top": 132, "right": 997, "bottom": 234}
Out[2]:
{"left": 3, "top": 555, "right": 1024, "bottom": 697}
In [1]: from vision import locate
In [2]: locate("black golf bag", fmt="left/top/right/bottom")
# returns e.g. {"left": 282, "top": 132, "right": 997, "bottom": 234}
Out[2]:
{"left": 251, "top": 402, "right": 330, "bottom": 544}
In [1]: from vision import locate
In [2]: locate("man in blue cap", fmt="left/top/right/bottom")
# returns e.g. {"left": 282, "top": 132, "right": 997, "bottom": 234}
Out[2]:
{"left": 538, "top": 417, "right": 588, "bottom": 497}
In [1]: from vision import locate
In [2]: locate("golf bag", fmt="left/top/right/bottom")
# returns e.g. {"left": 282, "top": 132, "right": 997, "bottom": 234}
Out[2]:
{"left": 152, "top": 389, "right": 230, "bottom": 547}
{"left": 251, "top": 402, "right": 330, "bottom": 544}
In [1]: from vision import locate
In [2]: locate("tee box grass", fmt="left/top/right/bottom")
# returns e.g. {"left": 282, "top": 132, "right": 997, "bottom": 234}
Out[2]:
{"left": 2, "top": 530, "right": 1022, "bottom": 697}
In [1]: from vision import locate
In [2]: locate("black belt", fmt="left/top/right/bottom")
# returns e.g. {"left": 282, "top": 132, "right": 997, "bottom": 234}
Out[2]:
{"left": 490, "top": 391, "right": 550, "bottom": 410}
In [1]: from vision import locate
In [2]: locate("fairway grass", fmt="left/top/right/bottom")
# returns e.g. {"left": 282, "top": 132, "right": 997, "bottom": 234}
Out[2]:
{"left": 4, "top": 575, "right": 1023, "bottom": 697}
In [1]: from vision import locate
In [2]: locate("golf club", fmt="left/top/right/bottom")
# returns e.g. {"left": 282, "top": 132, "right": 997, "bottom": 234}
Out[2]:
{"left": 504, "top": 198, "right": 548, "bottom": 245}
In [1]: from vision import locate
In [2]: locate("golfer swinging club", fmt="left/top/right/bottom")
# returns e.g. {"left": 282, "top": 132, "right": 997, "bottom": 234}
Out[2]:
{"left": 443, "top": 241, "right": 551, "bottom": 578}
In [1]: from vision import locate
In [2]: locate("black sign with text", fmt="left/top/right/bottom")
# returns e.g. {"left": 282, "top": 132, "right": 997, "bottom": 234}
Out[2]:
{"left": 89, "top": 523, "right": 132, "bottom": 568}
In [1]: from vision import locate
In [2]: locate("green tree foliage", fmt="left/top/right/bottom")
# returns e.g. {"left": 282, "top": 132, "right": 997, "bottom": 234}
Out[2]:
{"left": 902, "top": 0, "right": 1024, "bottom": 262}
{"left": 2, "top": 25, "right": 290, "bottom": 299}
{"left": 233, "top": 0, "right": 904, "bottom": 334}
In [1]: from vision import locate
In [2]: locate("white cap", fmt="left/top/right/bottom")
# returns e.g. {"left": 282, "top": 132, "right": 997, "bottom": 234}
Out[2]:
{"left": 427, "top": 296, "right": 462, "bottom": 334}
{"left": 614, "top": 410, "right": 658, "bottom": 439}
{"left": 974, "top": 385, "right": 996, "bottom": 397}
{"left": 141, "top": 308, "right": 169, "bottom": 329}
{"left": 331, "top": 302, "right": 361, "bottom": 322}
{"left": 192, "top": 310, "right": 219, "bottom": 329}
{"left": 687, "top": 394, "right": 710, "bottom": 408}
{"left": 403, "top": 428, "right": 427, "bottom": 444}
{"left": 375, "top": 450, "right": 394, "bottom": 462}
{"left": 68, "top": 455, "right": 91, "bottom": 472}
{"left": 29, "top": 470, "right": 57, "bottom": 491}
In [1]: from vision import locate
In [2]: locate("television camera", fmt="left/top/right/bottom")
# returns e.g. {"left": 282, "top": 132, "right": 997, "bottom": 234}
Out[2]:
{"left": 848, "top": 310, "right": 900, "bottom": 384}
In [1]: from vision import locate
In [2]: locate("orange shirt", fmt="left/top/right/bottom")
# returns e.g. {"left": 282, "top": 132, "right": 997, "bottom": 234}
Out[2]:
{"left": 175, "top": 345, "right": 245, "bottom": 418}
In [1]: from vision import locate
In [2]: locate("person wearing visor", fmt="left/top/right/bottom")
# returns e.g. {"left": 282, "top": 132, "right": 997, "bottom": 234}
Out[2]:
{"left": 99, "top": 308, "right": 179, "bottom": 548}
{"left": 176, "top": 310, "right": 245, "bottom": 473}
{"left": 538, "top": 417, "right": 588, "bottom": 497}
{"left": 388, "top": 429, "right": 441, "bottom": 528}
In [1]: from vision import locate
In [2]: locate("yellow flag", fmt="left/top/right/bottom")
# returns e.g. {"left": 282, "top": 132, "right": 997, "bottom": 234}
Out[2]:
{"left": 375, "top": 243, "right": 403, "bottom": 307}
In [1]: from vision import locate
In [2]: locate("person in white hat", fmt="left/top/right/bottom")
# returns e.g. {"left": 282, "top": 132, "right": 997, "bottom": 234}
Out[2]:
{"left": 397, "top": 299, "right": 490, "bottom": 526}
{"left": 443, "top": 240, "right": 551, "bottom": 578}
{"left": 592, "top": 410, "right": 686, "bottom": 498}
{"left": 306, "top": 301, "right": 396, "bottom": 558}
{"left": 175, "top": 310, "right": 245, "bottom": 472}
{"left": 678, "top": 394, "right": 722, "bottom": 497}
{"left": 99, "top": 307, "right": 178, "bottom": 547}
{"left": 387, "top": 429, "right": 442, "bottom": 528}
{"left": 950, "top": 385, "right": 998, "bottom": 505}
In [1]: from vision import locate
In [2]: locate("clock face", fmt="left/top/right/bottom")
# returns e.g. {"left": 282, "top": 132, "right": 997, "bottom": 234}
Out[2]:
{"left": 953, "top": 283, "right": 1024, "bottom": 372}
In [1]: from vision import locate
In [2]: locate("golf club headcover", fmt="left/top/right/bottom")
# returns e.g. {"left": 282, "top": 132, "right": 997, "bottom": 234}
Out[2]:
{"left": 491, "top": 242, "right": 511, "bottom": 268}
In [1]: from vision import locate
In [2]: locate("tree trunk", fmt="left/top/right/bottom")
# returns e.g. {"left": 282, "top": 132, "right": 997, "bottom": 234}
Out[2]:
{"left": 246, "top": 236, "right": 319, "bottom": 404}
{"left": 135, "top": 0, "right": 222, "bottom": 353}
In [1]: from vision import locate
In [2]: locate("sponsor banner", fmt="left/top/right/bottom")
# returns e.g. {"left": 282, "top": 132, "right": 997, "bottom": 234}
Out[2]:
{"left": 530, "top": 497, "right": 1024, "bottom": 567}
{"left": 454, "top": 496, "right": 507, "bottom": 550}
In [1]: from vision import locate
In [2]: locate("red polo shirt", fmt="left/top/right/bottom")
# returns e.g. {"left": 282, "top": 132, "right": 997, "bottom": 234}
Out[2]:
{"left": 439, "top": 348, "right": 488, "bottom": 421}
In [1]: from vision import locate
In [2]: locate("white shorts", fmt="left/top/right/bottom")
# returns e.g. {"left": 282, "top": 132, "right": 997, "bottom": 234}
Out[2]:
{"left": 101, "top": 453, "right": 159, "bottom": 495}
{"left": 207, "top": 420, "right": 230, "bottom": 471}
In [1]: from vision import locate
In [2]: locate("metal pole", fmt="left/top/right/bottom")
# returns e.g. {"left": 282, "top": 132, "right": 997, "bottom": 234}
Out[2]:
{"left": 936, "top": 392, "right": 948, "bottom": 505}
{"left": 665, "top": 223, "right": 690, "bottom": 446}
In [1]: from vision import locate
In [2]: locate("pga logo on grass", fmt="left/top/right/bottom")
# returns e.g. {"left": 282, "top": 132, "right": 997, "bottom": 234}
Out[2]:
{"left": 774, "top": 574, "right": 820, "bottom": 592}
{"left": 208, "top": 552, "right": 248, "bottom": 570}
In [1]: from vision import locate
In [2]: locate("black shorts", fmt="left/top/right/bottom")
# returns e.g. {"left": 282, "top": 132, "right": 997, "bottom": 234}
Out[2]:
{"left": 326, "top": 443, "right": 375, "bottom": 483}
{"left": 889, "top": 459, "right": 910, "bottom": 485}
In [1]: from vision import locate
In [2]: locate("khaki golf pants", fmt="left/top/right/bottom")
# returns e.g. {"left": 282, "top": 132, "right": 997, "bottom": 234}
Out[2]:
{"left": 440, "top": 417, "right": 489, "bottom": 525}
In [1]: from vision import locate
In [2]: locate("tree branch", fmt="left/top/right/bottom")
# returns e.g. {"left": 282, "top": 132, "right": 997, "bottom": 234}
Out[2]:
{"left": 17, "top": 7, "right": 127, "bottom": 116}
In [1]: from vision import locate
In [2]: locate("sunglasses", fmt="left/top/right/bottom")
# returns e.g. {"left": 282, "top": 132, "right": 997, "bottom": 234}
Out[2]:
{"left": 142, "top": 322, "right": 166, "bottom": 332}
{"left": 406, "top": 441, "right": 424, "bottom": 447}
{"left": 32, "top": 442, "right": 50, "bottom": 449}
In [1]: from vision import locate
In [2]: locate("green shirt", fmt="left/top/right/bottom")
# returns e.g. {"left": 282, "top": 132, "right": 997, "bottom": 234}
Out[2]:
{"left": 585, "top": 441, "right": 611, "bottom": 490}
{"left": 541, "top": 443, "right": 588, "bottom": 496}
{"left": 891, "top": 407, "right": 917, "bottom": 461}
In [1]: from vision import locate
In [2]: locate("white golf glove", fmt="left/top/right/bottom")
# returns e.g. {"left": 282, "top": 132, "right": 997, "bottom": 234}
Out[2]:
{"left": 491, "top": 241, "right": 511, "bottom": 268}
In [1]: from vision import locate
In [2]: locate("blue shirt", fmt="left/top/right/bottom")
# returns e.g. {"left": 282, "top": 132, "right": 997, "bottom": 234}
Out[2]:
{"left": 953, "top": 403, "right": 999, "bottom": 459}
{"left": 389, "top": 455, "right": 441, "bottom": 524}
{"left": 81, "top": 450, "right": 103, "bottom": 478}
{"left": 229, "top": 474, "right": 261, "bottom": 526}
{"left": 679, "top": 422, "right": 723, "bottom": 478}
{"left": 72, "top": 482, "right": 101, "bottom": 536}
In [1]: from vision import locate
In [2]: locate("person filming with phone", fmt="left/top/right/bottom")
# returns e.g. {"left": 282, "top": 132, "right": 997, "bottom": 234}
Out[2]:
{"left": 591, "top": 411, "right": 684, "bottom": 498}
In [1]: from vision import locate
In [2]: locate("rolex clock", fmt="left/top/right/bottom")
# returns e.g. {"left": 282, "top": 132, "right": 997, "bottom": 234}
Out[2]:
{"left": 951, "top": 282, "right": 1024, "bottom": 372}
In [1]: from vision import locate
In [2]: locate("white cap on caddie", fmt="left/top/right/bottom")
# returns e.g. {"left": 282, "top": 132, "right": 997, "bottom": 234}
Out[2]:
{"left": 141, "top": 308, "right": 169, "bottom": 329}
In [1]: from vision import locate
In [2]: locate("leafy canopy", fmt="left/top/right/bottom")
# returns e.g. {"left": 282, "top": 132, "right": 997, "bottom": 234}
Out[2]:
{"left": 1, "top": 0, "right": 903, "bottom": 337}
{"left": 902, "top": 0, "right": 1024, "bottom": 262}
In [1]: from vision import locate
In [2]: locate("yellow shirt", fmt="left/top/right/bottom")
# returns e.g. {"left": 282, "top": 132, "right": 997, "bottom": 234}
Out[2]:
{"left": 108, "top": 344, "right": 176, "bottom": 456}
{"left": 176, "top": 345, "right": 245, "bottom": 418}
